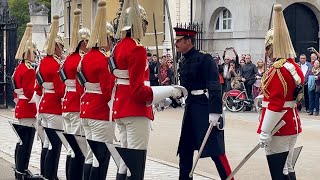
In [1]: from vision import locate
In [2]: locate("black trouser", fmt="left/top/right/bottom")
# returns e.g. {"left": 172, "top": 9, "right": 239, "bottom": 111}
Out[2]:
{"left": 179, "top": 146, "right": 232, "bottom": 180}
{"left": 44, "top": 130, "right": 62, "bottom": 180}
{"left": 244, "top": 79, "right": 255, "bottom": 99}
{"left": 304, "top": 84, "right": 309, "bottom": 111}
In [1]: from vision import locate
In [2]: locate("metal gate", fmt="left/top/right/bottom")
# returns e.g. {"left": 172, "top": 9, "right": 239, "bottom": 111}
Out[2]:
{"left": 0, "top": 2, "right": 18, "bottom": 108}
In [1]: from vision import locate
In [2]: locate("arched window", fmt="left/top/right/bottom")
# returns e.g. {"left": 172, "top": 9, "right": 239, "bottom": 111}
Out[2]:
{"left": 215, "top": 8, "right": 232, "bottom": 31}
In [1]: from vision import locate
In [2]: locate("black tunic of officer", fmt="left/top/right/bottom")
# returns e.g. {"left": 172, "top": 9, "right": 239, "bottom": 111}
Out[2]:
{"left": 177, "top": 47, "right": 225, "bottom": 158}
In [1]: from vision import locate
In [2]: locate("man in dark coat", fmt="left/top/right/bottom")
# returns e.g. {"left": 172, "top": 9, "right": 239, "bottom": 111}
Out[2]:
{"left": 174, "top": 27, "right": 233, "bottom": 180}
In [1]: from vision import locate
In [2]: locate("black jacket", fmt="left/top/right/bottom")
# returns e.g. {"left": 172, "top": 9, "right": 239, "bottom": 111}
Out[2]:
{"left": 241, "top": 61, "right": 258, "bottom": 81}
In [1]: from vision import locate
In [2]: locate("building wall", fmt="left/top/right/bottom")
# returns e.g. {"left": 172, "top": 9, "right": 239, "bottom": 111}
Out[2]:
{"left": 197, "top": 0, "right": 320, "bottom": 62}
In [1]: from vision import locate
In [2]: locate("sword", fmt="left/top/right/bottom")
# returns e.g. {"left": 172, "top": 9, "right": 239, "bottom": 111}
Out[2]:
{"left": 189, "top": 117, "right": 223, "bottom": 178}
{"left": 152, "top": 12, "right": 162, "bottom": 85}
{"left": 226, "top": 120, "right": 286, "bottom": 180}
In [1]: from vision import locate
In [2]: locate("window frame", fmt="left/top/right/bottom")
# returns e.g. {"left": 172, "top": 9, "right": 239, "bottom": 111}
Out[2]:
{"left": 215, "top": 8, "right": 232, "bottom": 32}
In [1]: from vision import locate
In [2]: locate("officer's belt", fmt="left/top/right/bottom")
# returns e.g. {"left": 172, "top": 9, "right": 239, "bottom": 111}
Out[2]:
{"left": 14, "top": 88, "right": 28, "bottom": 100}
{"left": 261, "top": 101, "right": 296, "bottom": 108}
{"left": 65, "top": 79, "right": 76, "bottom": 92}
{"left": 115, "top": 78, "right": 150, "bottom": 86}
{"left": 84, "top": 82, "right": 102, "bottom": 94}
{"left": 190, "top": 89, "right": 208, "bottom": 95}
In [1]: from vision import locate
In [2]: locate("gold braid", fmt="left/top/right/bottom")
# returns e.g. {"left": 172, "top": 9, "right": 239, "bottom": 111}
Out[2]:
{"left": 276, "top": 69, "right": 288, "bottom": 97}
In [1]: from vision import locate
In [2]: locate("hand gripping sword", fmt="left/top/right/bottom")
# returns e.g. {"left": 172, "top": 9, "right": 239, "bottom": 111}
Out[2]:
{"left": 226, "top": 120, "right": 286, "bottom": 180}
{"left": 189, "top": 116, "right": 224, "bottom": 178}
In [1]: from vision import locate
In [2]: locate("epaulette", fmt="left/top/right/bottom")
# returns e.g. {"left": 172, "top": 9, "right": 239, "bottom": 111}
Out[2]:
{"left": 25, "top": 61, "right": 33, "bottom": 69}
{"left": 132, "top": 38, "right": 143, "bottom": 46}
{"left": 272, "top": 58, "right": 287, "bottom": 69}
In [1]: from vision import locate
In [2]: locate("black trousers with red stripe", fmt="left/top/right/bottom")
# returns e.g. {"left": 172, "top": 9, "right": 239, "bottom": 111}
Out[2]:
{"left": 179, "top": 147, "right": 233, "bottom": 180}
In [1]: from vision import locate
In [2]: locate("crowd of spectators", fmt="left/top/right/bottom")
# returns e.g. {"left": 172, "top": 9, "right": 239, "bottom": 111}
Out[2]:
{"left": 148, "top": 47, "right": 320, "bottom": 114}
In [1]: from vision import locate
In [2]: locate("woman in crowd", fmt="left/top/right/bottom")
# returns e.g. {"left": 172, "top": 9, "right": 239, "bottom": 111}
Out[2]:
{"left": 227, "top": 60, "right": 242, "bottom": 90}
{"left": 160, "top": 58, "right": 174, "bottom": 85}
{"left": 252, "top": 59, "right": 265, "bottom": 99}
{"left": 307, "top": 60, "right": 320, "bottom": 116}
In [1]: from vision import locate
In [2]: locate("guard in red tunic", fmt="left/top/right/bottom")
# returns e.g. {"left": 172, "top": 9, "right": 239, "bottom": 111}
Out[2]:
{"left": 59, "top": 9, "right": 90, "bottom": 180}
{"left": 258, "top": 4, "right": 304, "bottom": 180}
{"left": 111, "top": 1, "right": 186, "bottom": 179}
{"left": 35, "top": 15, "right": 65, "bottom": 179}
{"left": 77, "top": 1, "right": 115, "bottom": 179}
{"left": 12, "top": 23, "right": 42, "bottom": 180}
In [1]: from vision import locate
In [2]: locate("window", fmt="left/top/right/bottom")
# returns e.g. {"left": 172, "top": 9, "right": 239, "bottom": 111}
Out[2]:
{"left": 215, "top": 8, "right": 232, "bottom": 31}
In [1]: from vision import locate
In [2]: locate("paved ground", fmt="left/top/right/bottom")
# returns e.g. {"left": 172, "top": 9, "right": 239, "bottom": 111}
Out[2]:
{"left": 0, "top": 108, "right": 213, "bottom": 180}
{"left": 0, "top": 157, "right": 15, "bottom": 180}
{"left": 0, "top": 107, "right": 319, "bottom": 179}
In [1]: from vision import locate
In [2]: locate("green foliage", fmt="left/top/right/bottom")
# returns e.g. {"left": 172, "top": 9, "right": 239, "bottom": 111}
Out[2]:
{"left": 8, "top": 0, "right": 30, "bottom": 42}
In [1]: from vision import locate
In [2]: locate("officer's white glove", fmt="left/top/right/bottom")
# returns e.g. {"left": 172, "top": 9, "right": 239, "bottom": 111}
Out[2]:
{"left": 172, "top": 85, "right": 188, "bottom": 99}
{"left": 209, "top": 113, "right": 221, "bottom": 126}
{"left": 259, "top": 131, "right": 272, "bottom": 147}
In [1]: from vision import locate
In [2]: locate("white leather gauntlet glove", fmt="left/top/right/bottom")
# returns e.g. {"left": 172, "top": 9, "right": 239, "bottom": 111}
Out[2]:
{"left": 209, "top": 113, "right": 221, "bottom": 126}
{"left": 259, "top": 131, "right": 272, "bottom": 147}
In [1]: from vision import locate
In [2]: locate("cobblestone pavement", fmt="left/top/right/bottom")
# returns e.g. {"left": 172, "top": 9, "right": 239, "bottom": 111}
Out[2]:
{"left": 0, "top": 109, "right": 214, "bottom": 180}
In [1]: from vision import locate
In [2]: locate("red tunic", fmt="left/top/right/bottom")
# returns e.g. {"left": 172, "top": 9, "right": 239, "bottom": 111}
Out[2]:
{"left": 36, "top": 55, "right": 65, "bottom": 115}
{"left": 13, "top": 62, "right": 37, "bottom": 119}
{"left": 112, "top": 37, "right": 154, "bottom": 120}
{"left": 62, "top": 52, "right": 83, "bottom": 112}
{"left": 257, "top": 58, "right": 304, "bottom": 136}
{"left": 79, "top": 48, "right": 113, "bottom": 121}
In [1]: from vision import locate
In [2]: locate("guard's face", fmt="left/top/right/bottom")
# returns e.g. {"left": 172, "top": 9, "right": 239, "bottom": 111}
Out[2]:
{"left": 54, "top": 43, "right": 64, "bottom": 58}
{"left": 80, "top": 40, "right": 89, "bottom": 53}
{"left": 175, "top": 38, "right": 191, "bottom": 54}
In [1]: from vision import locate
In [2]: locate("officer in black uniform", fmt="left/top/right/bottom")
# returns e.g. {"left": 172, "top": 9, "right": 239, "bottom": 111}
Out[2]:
{"left": 174, "top": 27, "right": 234, "bottom": 180}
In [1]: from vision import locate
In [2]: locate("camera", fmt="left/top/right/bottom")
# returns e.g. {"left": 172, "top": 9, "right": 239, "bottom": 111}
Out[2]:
{"left": 307, "top": 47, "right": 314, "bottom": 52}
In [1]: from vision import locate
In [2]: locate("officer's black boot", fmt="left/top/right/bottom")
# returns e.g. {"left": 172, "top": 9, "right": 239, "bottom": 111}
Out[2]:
{"left": 82, "top": 164, "right": 92, "bottom": 180}
{"left": 16, "top": 127, "right": 33, "bottom": 179}
{"left": 40, "top": 147, "right": 48, "bottom": 176}
{"left": 288, "top": 172, "right": 296, "bottom": 180}
{"left": 266, "top": 151, "right": 289, "bottom": 180}
{"left": 65, "top": 155, "right": 71, "bottom": 180}
{"left": 14, "top": 142, "right": 20, "bottom": 179}
{"left": 116, "top": 148, "right": 147, "bottom": 180}
{"left": 87, "top": 140, "right": 111, "bottom": 180}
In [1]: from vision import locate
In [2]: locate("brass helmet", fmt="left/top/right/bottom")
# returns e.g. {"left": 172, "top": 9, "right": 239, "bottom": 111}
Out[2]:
{"left": 15, "top": 23, "right": 35, "bottom": 61}
{"left": 106, "top": 22, "right": 115, "bottom": 36}
{"left": 265, "top": 28, "right": 273, "bottom": 50}
{"left": 78, "top": 27, "right": 91, "bottom": 43}
{"left": 115, "top": 0, "right": 148, "bottom": 39}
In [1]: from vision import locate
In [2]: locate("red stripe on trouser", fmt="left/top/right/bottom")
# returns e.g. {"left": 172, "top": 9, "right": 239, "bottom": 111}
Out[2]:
{"left": 218, "top": 154, "right": 234, "bottom": 180}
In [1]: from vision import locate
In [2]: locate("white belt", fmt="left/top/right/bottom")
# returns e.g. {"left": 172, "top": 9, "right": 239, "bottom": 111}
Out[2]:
{"left": 262, "top": 101, "right": 296, "bottom": 108}
{"left": 84, "top": 82, "right": 102, "bottom": 94}
{"left": 191, "top": 89, "right": 208, "bottom": 95}
{"left": 115, "top": 78, "right": 150, "bottom": 86}
{"left": 18, "top": 94, "right": 28, "bottom": 99}
{"left": 113, "top": 69, "right": 129, "bottom": 79}
{"left": 42, "top": 82, "right": 54, "bottom": 89}
{"left": 14, "top": 88, "right": 24, "bottom": 95}
{"left": 65, "top": 79, "right": 76, "bottom": 87}
{"left": 43, "top": 89, "right": 55, "bottom": 93}
{"left": 66, "top": 86, "right": 76, "bottom": 92}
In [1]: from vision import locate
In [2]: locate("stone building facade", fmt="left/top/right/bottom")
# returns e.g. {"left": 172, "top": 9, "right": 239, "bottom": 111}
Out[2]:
{"left": 193, "top": 0, "right": 320, "bottom": 62}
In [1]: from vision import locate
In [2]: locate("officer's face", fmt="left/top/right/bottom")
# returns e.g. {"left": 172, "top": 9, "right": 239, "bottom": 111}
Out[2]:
{"left": 142, "top": 20, "right": 148, "bottom": 36}
{"left": 266, "top": 45, "right": 273, "bottom": 59}
{"left": 175, "top": 38, "right": 191, "bottom": 54}
{"left": 80, "top": 40, "right": 89, "bottom": 53}
{"left": 54, "top": 43, "right": 64, "bottom": 58}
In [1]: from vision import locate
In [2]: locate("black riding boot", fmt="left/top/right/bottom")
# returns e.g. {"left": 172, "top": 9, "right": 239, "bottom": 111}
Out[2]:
{"left": 266, "top": 151, "right": 289, "bottom": 180}
{"left": 116, "top": 148, "right": 147, "bottom": 180}
{"left": 65, "top": 155, "right": 71, "bottom": 180}
{"left": 43, "top": 128, "right": 62, "bottom": 180}
{"left": 40, "top": 147, "right": 48, "bottom": 176}
{"left": 82, "top": 163, "right": 92, "bottom": 180}
{"left": 87, "top": 140, "right": 111, "bottom": 180}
